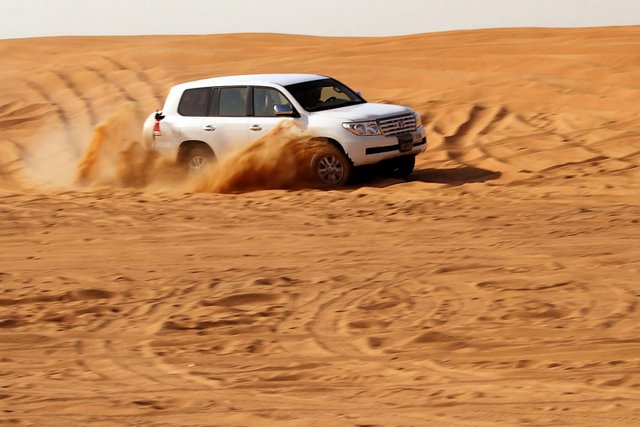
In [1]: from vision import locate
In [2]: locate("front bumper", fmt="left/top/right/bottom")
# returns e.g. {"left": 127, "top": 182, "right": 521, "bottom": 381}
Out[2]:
{"left": 343, "top": 125, "right": 427, "bottom": 166}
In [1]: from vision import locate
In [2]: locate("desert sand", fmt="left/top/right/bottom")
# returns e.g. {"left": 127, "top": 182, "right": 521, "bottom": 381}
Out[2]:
{"left": 1, "top": 27, "right": 639, "bottom": 426}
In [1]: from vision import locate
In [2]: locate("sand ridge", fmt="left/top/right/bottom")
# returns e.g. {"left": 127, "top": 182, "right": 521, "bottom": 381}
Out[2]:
{"left": 1, "top": 27, "right": 640, "bottom": 426}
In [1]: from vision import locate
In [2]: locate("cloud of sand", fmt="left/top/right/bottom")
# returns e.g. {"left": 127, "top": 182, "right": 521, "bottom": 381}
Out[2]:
{"left": 189, "top": 121, "right": 327, "bottom": 193}
{"left": 75, "top": 104, "right": 327, "bottom": 193}
{"left": 75, "top": 103, "right": 184, "bottom": 189}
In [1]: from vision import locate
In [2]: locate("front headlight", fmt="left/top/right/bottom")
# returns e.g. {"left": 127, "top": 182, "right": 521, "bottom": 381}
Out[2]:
{"left": 414, "top": 112, "right": 423, "bottom": 127}
{"left": 342, "top": 121, "right": 381, "bottom": 136}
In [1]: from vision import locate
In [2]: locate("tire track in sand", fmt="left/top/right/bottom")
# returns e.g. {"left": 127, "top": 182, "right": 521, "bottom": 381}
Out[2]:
{"left": 442, "top": 104, "right": 518, "bottom": 168}
{"left": 16, "top": 78, "right": 81, "bottom": 158}
{"left": 51, "top": 71, "right": 98, "bottom": 126}
{"left": 98, "top": 55, "right": 164, "bottom": 105}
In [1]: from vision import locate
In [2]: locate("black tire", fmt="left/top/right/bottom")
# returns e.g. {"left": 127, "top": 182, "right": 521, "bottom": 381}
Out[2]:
{"left": 310, "top": 144, "right": 352, "bottom": 187}
{"left": 181, "top": 145, "right": 215, "bottom": 172}
{"left": 383, "top": 155, "right": 415, "bottom": 178}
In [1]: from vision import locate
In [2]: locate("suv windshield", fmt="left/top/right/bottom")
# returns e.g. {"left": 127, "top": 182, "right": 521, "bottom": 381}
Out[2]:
{"left": 285, "top": 78, "right": 365, "bottom": 112}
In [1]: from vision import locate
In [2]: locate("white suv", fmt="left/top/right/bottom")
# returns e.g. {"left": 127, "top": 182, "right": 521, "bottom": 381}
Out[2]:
{"left": 144, "top": 74, "right": 427, "bottom": 185}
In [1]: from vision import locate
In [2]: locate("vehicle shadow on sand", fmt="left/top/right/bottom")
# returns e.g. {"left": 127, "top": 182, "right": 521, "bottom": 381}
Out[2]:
{"left": 352, "top": 165, "right": 502, "bottom": 187}
{"left": 410, "top": 166, "right": 502, "bottom": 185}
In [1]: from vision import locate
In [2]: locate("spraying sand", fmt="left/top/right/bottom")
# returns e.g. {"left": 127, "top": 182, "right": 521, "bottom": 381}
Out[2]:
{"left": 75, "top": 107, "right": 334, "bottom": 193}
{"left": 189, "top": 122, "right": 331, "bottom": 193}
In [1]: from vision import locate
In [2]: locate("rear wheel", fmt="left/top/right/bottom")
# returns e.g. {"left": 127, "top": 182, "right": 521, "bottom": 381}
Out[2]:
{"left": 181, "top": 145, "right": 215, "bottom": 173}
{"left": 311, "top": 144, "right": 352, "bottom": 187}
{"left": 382, "top": 155, "right": 415, "bottom": 178}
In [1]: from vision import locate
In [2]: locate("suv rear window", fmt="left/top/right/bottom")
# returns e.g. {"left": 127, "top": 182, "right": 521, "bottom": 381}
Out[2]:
{"left": 178, "top": 87, "right": 212, "bottom": 117}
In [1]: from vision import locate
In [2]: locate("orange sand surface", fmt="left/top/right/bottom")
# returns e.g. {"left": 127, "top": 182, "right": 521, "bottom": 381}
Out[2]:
{"left": 1, "top": 27, "right": 639, "bottom": 426}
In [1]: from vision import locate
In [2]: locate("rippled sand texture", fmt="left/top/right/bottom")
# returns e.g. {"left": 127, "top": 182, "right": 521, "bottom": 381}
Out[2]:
{"left": 1, "top": 27, "right": 640, "bottom": 426}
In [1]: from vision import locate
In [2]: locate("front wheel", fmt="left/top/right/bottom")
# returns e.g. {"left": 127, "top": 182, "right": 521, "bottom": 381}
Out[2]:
{"left": 310, "top": 144, "right": 352, "bottom": 187}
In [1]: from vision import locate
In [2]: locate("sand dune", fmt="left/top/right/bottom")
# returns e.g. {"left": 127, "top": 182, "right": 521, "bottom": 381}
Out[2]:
{"left": 1, "top": 27, "right": 639, "bottom": 426}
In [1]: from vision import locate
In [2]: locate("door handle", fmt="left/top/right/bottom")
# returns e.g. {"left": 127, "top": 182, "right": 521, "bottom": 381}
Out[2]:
{"left": 203, "top": 125, "right": 216, "bottom": 131}
{"left": 250, "top": 125, "right": 262, "bottom": 131}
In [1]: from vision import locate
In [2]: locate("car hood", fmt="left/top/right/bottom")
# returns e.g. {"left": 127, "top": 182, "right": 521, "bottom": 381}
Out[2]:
{"left": 311, "top": 102, "right": 413, "bottom": 121}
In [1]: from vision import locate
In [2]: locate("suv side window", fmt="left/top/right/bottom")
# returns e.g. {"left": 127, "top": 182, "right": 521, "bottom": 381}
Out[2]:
{"left": 253, "top": 87, "right": 292, "bottom": 117}
{"left": 218, "top": 87, "right": 248, "bottom": 117}
{"left": 178, "top": 87, "right": 212, "bottom": 117}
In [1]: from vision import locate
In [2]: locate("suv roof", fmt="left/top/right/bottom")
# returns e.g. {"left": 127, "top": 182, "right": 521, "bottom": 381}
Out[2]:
{"left": 176, "top": 74, "right": 326, "bottom": 89}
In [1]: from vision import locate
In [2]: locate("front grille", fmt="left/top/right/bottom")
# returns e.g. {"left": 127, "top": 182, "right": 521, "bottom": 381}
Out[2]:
{"left": 377, "top": 114, "right": 417, "bottom": 136}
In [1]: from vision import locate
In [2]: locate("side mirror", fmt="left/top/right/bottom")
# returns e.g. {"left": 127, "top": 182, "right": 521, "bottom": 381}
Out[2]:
{"left": 274, "top": 104, "right": 294, "bottom": 116}
{"left": 356, "top": 91, "right": 363, "bottom": 98}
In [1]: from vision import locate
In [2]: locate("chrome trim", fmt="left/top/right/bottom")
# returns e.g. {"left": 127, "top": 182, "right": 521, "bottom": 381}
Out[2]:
{"left": 274, "top": 104, "right": 294, "bottom": 116}
{"left": 377, "top": 113, "right": 417, "bottom": 136}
